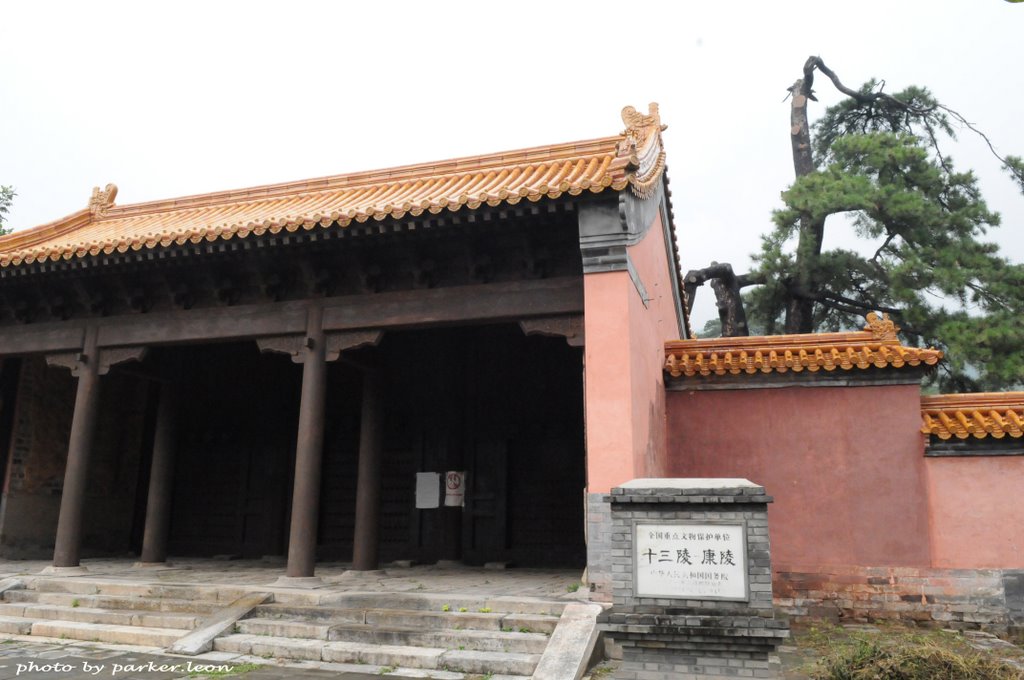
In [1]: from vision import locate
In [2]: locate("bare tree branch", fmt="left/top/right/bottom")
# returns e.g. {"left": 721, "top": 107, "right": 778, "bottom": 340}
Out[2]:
{"left": 684, "top": 263, "right": 765, "bottom": 336}
{"left": 872, "top": 231, "right": 899, "bottom": 263}
{"left": 785, "top": 281, "right": 901, "bottom": 316}
{"left": 808, "top": 56, "right": 1024, "bottom": 185}
{"left": 807, "top": 57, "right": 936, "bottom": 114}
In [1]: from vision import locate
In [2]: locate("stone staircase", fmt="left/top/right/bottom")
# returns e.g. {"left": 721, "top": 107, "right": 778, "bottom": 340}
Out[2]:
{"left": 216, "top": 592, "right": 564, "bottom": 678}
{"left": 0, "top": 578, "right": 233, "bottom": 648}
{"left": 0, "top": 578, "right": 572, "bottom": 678}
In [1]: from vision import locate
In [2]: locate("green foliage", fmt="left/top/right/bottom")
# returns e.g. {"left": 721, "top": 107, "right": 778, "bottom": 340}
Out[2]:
{"left": 747, "top": 81, "right": 1024, "bottom": 391}
{"left": 0, "top": 186, "right": 15, "bottom": 236}
{"left": 1004, "top": 156, "right": 1024, "bottom": 193}
{"left": 812, "top": 636, "right": 1023, "bottom": 679}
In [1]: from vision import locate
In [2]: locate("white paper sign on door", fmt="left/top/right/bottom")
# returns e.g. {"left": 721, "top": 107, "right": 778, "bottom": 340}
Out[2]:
{"left": 415, "top": 472, "right": 440, "bottom": 509}
{"left": 444, "top": 470, "right": 466, "bottom": 507}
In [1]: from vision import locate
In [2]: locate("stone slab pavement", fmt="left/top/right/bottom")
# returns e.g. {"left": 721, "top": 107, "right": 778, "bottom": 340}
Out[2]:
{"left": 0, "top": 557, "right": 587, "bottom": 601}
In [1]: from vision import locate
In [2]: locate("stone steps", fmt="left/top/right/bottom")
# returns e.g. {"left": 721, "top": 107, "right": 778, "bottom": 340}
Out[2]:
{"left": 28, "top": 620, "right": 189, "bottom": 647}
{"left": 314, "top": 592, "right": 566, "bottom": 616}
{"left": 0, "top": 602, "right": 199, "bottom": 629}
{"left": 0, "top": 614, "right": 33, "bottom": 635}
{"left": 237, "top": 617, "right": 549, "bottom": 653}
{"left": 0, "top": 581, "right": 213, "bottom": 650}
{"left": 31, "top": 578, "right": 247, "bottom": 603}
{"left": 214, "top": 634, "right": 540, "bottom": 676}
{"left": 1, "top": 579, "right": 573, "bottom": 677}
{"left": 225, "top": 600, "right": 560, "bottom": 676}
{"left": 250, "top": 602, "right": 560, "bottom": 634}
{"left": 3, "top": 589, "right": 219, "bottom": 614}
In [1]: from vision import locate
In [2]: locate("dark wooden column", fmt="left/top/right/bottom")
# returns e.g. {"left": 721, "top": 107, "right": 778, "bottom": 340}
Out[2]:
{"left": 285, "top": 304, "right": 329, "bottom": 578}
{"left": 45, "top": 340, "right": 147, "bottom": 571}
{"left": 258, "top": 326, "right": 382, "bottom": 582}
{"left": 351, "top": 369, "right": 384, "bottom": 571}
{"left": 51, "top": 328, "right": 102, "bottom": 568}
{"left": 139, "top": 381, "right": 178, "bottom": 565}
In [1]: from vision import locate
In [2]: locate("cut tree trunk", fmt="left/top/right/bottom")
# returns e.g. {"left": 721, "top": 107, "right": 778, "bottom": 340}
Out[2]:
{"left": 684, "top": 263, "right": 762, "bottom": 337}
{"left": 785, "top": 59, "right": 827, "bottom": 334}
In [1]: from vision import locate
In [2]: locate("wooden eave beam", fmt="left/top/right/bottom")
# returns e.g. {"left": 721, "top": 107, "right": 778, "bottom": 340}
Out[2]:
{"left": 0, "top": 276, "right": 583, "bottom": 356}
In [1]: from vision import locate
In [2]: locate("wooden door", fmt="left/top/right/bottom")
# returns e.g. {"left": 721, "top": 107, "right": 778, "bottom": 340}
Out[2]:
{"left": 461, "top": 438, "right": 508, "bottom": 564}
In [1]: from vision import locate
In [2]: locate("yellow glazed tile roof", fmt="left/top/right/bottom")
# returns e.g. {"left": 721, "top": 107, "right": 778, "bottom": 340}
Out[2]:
{"left": 921, "top": 392, "right": 1024, "bottom": 440}
{"left": 0, "top": 104, "right": 670, "bottom": 268}
{"left": 664, "top": 313, "right": 943, "bottom": 378}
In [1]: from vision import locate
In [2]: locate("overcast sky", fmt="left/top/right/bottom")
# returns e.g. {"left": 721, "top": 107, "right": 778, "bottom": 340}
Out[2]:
{"left": 2, "top": 1, "right": 1021, "bottom": 330}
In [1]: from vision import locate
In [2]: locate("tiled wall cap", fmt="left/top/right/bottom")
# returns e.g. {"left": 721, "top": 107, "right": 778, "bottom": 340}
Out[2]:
{"left": 609, "top": 479, "right": 770, "bottom": 502}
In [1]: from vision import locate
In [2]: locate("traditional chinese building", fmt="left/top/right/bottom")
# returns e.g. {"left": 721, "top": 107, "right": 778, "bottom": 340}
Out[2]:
{"left": 0, "top": 105, "right": 1021, "bottom": 627}
{"left": 0, "top": 105, "right": 683, "bottom": 584}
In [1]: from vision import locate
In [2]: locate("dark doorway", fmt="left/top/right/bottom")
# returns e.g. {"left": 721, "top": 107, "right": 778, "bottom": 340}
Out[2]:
{"left": 154, "top": 325, "right": 585, "bottom": 567}
{"left": 0, "top": 359, "right": 21, "bottom": 495}
{"left": 367, "top": 324, "right": 587, "bottom": 568}
{"left": 166, "top": 343, "right": 300, "bottom": 558}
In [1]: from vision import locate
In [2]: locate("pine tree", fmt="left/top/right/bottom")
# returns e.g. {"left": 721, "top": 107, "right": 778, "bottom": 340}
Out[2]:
{"left": 0, "top": 186, "right": 15, "bottom": 236}
{"left": 686, "top": 58, "right": 1024, "bottom": 391}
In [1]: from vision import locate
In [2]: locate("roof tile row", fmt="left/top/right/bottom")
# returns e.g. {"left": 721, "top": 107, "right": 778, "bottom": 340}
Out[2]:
{"left": 921, "top": 393, "right": 1024, "bottom": 440}
{"left": 0, "top": 141, "right": 629, "bottom": 267}
{"left": 664, "top": 314, "right": 942, "bottom": 378}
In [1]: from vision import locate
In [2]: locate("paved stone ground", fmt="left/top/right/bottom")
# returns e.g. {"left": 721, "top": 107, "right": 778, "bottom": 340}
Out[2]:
{"left": 3, "top": 560, "right": 1020, "bottom": 678}
{"left": 0, "top": 558, "right": 586, "bottom": 600}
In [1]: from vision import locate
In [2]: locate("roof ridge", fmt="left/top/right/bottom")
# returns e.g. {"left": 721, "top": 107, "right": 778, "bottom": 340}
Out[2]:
{"left": 921, "top": 392, "right": 1024, "bottom": 409}
{"left": 666, "top": 330, "right": 879, "bottom": 348}
{"left": 664, "top": 316, "right": 944, "bottom": 378}
{"left": 100, "top": 136, "right": 624, "bottom": 220}
{"left": 0, "top": 140, "right": 632, "bottom": 267}
{"left": 0, "top": 103, "right": 675, "bottom": 267}
{"left": 921, "top": 392, "right": 1024, "bottom": 440}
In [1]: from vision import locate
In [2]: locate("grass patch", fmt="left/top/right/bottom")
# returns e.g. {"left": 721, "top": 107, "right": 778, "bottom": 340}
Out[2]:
{"left": 588, "top": 662, "right": 616, "bottom": 678}
{"left": 805, "top": 624, "right": 1024, "bottom": 680}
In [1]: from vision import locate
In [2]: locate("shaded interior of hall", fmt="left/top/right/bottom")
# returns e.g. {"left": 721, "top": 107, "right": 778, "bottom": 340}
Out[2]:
{"left": 52, "top": 323, "right": 589, "bottom": 568}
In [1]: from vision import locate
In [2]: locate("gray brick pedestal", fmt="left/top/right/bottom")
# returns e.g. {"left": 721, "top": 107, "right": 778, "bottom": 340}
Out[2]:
{"left": 599, "top": 479, "right": 789, "bottom": 679}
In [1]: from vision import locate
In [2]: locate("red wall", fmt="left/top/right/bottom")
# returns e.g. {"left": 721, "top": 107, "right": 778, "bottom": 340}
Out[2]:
{"left": 927, "top": 456, "right": 1024, "bottom": 568}
{"left": 665, "top": 384, "right": 933, "bottom": 568}
{"left": 584, "top": 212, "right": 681, "bottom": 492}
{"left": 625, "top": 212, "right": 680, "bottom": 482}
